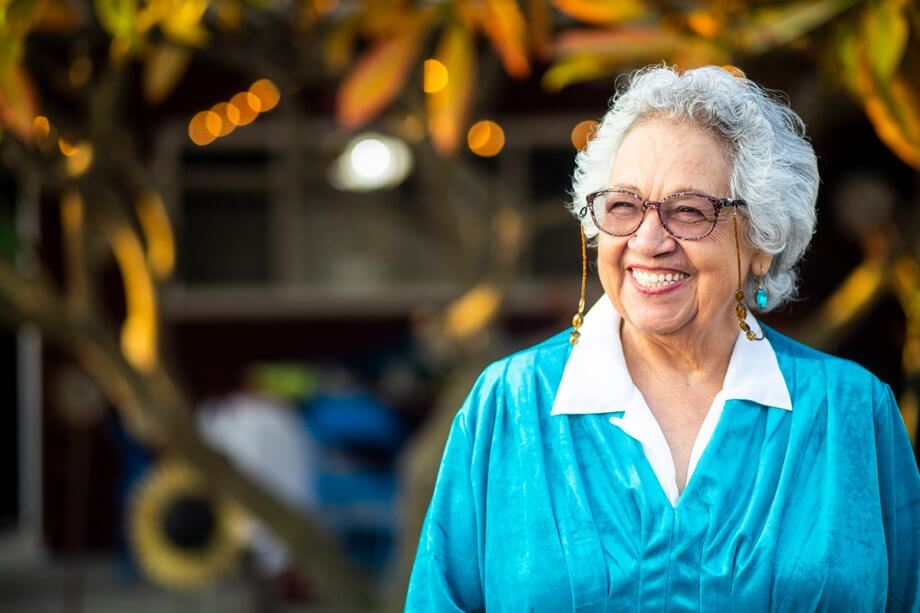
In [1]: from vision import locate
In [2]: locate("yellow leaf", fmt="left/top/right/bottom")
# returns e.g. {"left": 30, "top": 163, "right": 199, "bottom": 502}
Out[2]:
{"left": 136, "top": 191, "right": 176, "bottom": 280}
{"left": 551, "top": 0, "right": 645, "bottom": 26}
{"left": 336, "top": 13, "right": 429, "bottom": 128}
{"left": 143, "top": 43, "right": 192, "bottom": 104}
{"left": 481, "top": 0, "right": 530, "bottom": 78}
{"left": 427, "top": 24, "right": 476, "bottom": 155}
{"left": 160, "top": 0, "right": 209, "bottom": 46}
{"left": 443, "top": 283, "right": 503, "bottom": 340}
{"left": 110, "top": 226, "right": 158, "bottom": 372}
{"left": 542, "top": 54, "right": 615, "bottom": 92}
{"left": 821, "top": 258, "right": 884, "bottom": 327}
{"left": 324, "top": 15, "right": 360, "bottom": 73}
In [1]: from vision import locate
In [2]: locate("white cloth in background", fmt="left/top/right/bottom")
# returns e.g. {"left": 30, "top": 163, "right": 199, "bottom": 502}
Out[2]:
{"left": 197, "top": 392, "right": 319, "bottom": 576}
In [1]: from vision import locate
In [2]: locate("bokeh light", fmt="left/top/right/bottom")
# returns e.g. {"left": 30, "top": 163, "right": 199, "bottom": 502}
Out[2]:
{"left": 188, "top": 111, "right": 221, "bottom": 146}
{"left": 330, "top": 132, "right": 413, "bottom": 191}
{"left": 65, "top": 143, "right": 94, "bottom": 177}
{"left": 571, "top": 120, "right": 598, "bottom": 151}
{"left": 32, "top": 115, "right": 50, "bottom": 139}
{"left": 210, "top": 102, "right": 240, "bottom": 136}
{"left": 249, "top": 79, "right": 280, "bottom": 113}
{"left": 58, "top": 137, "right": 78, "bottom": 156}
{"left": 229, "top": 92, "right": 260, "bottom": 126}
{"left": 467, "top": 120, "right": 505, "bottom": 157}
{"left": 423, "top": 59, "right": 449, "bottom": 94}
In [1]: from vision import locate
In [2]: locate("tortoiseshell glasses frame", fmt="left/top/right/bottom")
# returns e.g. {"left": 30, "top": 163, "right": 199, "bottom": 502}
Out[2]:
{"left": 584, "top": 188, "right": 748, "bottom": 241}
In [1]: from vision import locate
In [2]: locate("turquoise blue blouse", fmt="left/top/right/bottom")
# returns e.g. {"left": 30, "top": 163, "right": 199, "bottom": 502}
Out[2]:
{"left": 404, "top": 323, "right": 920, "bottom": 611}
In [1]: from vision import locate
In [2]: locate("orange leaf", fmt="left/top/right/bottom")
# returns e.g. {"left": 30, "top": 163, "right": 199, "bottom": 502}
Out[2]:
{"left": 553, "top": 27, "right": 685, "bottom": 59}
{"left": 427, "top": 24, "right": 476, "bottom": 155}
{"left": 551, "top": 0, "right": 645, "bottom": 25}
{"left": 31, "top": 0, "right": 81, "bottom": 31}
{"left": 0, "top": 64, "right": 39, "bottom": 144}
{"left": 847, "top": 34, "right": 920, "bottom": 169}
{"left": 525, "top": 0, "right": 553, "bottom": 61}
{"left": 335, "top": 15, "right": 429, "bottom": 128}
{"left": 686, "top": 9, "right": 724, "bottom": 39}
{"left": 860, "top": 74, "right": 920, "bottom": 169}
{"left": 481, "top": 0, "right": 530, "bottom": 78}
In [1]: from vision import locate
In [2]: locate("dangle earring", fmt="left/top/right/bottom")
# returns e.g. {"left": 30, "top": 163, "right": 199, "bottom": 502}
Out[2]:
{"left": 570, "top": 224, "right": 587, "bottom": 345}
{"left": 731, "top": 209, "right": 765, "bottom": 342}
{"left": 754, "top": 275, "right": 769, "bottom": 309}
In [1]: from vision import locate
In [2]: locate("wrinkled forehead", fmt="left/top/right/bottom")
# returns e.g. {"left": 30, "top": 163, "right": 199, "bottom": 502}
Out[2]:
{"left": 607, "top": 116, "right": 733, "bottom": 197}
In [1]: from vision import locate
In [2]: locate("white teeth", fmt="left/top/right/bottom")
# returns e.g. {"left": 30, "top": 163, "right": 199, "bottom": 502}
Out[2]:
{"left": 631, "top": 269, "right": 687, "bottom": 288}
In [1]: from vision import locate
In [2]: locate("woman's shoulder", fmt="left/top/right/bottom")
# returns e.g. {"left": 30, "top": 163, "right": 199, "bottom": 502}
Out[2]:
{"left": 763, "top": 322, "right": 892, "bottom": 409}
{"left": 458, "top": 328, "right": 572, "bottom": 425}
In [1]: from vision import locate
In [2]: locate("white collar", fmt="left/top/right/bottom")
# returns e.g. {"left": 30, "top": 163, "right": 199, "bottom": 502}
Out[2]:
{"left": 550, "top": 295, "right": 793, "bottom": 416}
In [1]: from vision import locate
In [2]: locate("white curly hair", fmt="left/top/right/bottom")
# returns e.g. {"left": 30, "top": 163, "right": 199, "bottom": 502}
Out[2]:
{"left": 567, "top": 63, "right": 820, "bottom": 312}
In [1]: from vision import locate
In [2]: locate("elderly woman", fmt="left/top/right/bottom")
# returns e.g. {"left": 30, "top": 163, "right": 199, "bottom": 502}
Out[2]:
{"left": 404, "top": 64, "right": 919, "bottom": 611}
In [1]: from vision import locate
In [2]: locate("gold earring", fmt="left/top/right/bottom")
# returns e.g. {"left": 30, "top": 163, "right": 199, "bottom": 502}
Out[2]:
{"left": 731, "top": 210, "right": 764, "bottom": 342}
{"left": 570, "top": 225, "right": 587, "bottom": 345}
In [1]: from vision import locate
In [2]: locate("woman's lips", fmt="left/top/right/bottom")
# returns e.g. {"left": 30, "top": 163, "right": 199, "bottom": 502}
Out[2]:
{"left": 627, "top": 268, "right": 690, "bottom": 296}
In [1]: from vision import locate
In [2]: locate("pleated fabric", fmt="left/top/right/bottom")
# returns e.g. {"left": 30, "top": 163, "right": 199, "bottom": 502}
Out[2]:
{"left": 405, "top": 324, "right": 920, "bottom": 612}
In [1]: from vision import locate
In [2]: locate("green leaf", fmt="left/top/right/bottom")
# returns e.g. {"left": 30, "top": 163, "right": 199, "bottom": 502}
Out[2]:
{"left": 736, "top": 0, "right": 863, "bottom": 53}
{"left": 860, "top": 0, "right": 909, "bottom": 80}
{"left": 94, "top": 0, "right": 137, "bottom": 41}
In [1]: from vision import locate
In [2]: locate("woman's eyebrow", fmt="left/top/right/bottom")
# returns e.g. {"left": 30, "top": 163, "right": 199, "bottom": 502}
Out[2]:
{"left": 608, "top": 183, "right": 706, "bottom": 195}
{"left": 609, "top": 183, "right": 642, "bottom": 192}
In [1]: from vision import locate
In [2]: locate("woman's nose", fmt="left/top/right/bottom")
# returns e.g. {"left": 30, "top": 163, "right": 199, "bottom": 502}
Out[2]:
{"left": 629, "top": 207, "right": 676, "bottom": 254}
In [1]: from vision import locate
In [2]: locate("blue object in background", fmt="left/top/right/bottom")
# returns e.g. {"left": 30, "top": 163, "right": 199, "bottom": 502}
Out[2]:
{"left": 302, "top": 391, "right": 407, "bottom": 574}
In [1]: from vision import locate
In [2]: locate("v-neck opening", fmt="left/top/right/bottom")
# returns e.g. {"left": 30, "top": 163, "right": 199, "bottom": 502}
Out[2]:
{"left": 631, "top": 398, "right": 734, "bottom": 514}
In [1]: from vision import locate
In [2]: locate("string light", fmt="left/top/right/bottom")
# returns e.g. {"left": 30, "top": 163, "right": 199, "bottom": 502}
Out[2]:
{"left": 229, "top": 92, "right": 260, "bottom": 126}
{"left": 187, "top": 79, "right": 280, "bottom": 146}
{"left": 210, "top": 102, "right": 239, "bottom": 136}
{"left": 249, "top": 79, "right": 280, "bottom": 113}
{"left": 188, "top": 111, "right": 220, "bottom": 146}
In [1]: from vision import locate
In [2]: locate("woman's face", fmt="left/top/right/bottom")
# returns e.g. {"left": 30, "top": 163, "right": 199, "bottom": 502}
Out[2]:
{"left": 597, "top": 117, "right": 768, "bottom": 339}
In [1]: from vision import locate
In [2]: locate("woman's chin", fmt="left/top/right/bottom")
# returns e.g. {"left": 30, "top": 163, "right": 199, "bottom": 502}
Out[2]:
{"left": 621, "top": 300, "right": 694, "bottom": 336}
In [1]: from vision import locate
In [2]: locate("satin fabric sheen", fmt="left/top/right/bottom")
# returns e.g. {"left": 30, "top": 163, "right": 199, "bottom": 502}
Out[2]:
{"left": 404, "top": 324, "right": 920, "bottom": 611}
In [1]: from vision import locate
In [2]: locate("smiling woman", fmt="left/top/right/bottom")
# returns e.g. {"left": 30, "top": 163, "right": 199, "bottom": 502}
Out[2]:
{"left": 404, "top": 64, "right": 919, "bottom": 612}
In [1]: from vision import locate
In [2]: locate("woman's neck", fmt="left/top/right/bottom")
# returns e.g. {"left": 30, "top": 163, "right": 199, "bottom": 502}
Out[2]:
{"left": 619, "top": 308, "right": 738, "bottom": 387}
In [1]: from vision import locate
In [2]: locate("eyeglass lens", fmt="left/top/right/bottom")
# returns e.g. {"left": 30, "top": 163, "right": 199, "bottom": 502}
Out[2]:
{"left": 592, "top": 191, "right": 717, "bottom": 239}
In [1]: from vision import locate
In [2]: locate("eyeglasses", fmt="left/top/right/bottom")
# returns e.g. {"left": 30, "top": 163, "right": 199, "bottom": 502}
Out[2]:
{"left": 583, "top": 188, "right": 747, "bottom": 240}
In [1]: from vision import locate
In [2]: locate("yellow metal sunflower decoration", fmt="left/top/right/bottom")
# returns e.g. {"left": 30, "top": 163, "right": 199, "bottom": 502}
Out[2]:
{"left": 128, "top": 459, "right": 249, "bottom": 591}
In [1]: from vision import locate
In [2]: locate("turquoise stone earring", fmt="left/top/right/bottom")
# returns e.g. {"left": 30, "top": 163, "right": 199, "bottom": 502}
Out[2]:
{"left": 755, "top": 275, "right": 768, "bottom": 309}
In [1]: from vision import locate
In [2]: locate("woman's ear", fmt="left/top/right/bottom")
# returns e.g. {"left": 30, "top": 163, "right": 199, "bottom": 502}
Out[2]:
{"left": 750, "top": 252, "right": 773, "bottom": 277}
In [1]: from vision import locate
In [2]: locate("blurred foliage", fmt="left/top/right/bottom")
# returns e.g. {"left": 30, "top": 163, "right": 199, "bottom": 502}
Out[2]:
{"left": 0, "top": 0, "right": 916, "bottom": 161}
{"left": 0, "top": 0, "right": 917, "bottom": 608}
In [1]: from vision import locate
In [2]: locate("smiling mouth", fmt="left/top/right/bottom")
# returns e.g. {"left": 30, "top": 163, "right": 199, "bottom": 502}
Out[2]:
{"left": 630, "top": 268, "right": 689, "bottom": 289}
